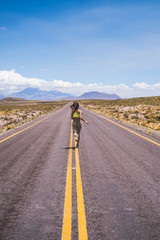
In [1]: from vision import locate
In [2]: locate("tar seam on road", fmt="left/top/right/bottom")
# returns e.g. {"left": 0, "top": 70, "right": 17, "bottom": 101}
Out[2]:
{"left": 61, "top": 121, "right": 88, "bottom": 240}
{"left": 91, "top": 111, "right": 160, "bottom": 147}
{"left": 0, "top": 109, "right": 60, "bottom": 144}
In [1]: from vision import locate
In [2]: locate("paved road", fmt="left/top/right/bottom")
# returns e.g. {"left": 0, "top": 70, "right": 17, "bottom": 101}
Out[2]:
{"left": 0, "top": 104, "right": 160, "bottom": 240}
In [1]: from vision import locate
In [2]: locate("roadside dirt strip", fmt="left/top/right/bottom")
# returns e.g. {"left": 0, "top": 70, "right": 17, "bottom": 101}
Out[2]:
{"left": 0, "top": 104, "right": 160, "bottom": 240}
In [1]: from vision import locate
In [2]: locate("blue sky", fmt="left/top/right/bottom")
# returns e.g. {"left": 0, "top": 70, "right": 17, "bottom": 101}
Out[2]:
{"left": 0, "top": 0, "right": 160, "bottom": 98}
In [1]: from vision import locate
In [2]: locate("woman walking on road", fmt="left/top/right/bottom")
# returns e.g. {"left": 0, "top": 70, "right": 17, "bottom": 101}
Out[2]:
{"left": 70, "top": 102, "right": 88, "bottom": 147}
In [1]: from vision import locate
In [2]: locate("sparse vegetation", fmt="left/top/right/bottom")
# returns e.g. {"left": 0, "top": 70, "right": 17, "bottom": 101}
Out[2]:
{"left": 0, "top": 99, "right": 68, "bottom": 135}
{"left": 1, "top": 96, "right": 159, "bottom": 137}
{"left": 79, "top": 96, "right": 160, "bottom": 137}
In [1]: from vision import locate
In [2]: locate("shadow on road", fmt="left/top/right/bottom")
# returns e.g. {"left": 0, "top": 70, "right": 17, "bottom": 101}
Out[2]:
{"left": 62, "top": 147, "right": 76, "bottom": 150}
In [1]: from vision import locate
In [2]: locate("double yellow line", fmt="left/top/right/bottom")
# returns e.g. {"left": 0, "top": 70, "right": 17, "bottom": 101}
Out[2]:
{"left": 61, "top": 122, "right": 88, "bottom": 240}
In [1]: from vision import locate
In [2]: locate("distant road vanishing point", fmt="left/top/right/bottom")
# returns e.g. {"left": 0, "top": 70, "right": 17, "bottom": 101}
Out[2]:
{"left": 0, "top": 104, "right": 160, "bottom": 240}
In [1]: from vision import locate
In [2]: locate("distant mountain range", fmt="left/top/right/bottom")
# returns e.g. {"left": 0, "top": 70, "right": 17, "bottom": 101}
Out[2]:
{"left": 9, "top": 88, "right": 72, "bottom": 100}
{"left": 0, "top": 88, "right": 121, "bottom": 101}
{"left": 78, "top": 91, "right": 120, "bottom": 100}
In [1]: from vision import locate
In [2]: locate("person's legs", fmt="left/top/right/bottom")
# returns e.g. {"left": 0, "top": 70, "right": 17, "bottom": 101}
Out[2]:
{"left": 76, "top": 123, "right": 82, "bottom": 147}
{"left": 72, "top": 121, "right": 82, "bottom": 147}
{"left": 73, "top": 121, "right": 78, "bottom": 142}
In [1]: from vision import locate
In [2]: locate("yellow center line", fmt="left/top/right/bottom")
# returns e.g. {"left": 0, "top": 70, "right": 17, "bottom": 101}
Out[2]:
{"left": 61, "top": 123, "right": 72, "bottom": 240}
{"left": 62, "top": 122, "right": 88, "bottom": 239}
{"left": 91, "top": 111, "right": 160, "bottom": 147}
{"left": 0, "top": 110, "right": 60, "bottom": 144}
{"left": 75, "top": 142, "right": 88, "bottom": 240}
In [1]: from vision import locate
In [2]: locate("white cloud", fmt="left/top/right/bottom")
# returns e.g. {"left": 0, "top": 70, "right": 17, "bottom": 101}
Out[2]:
{"left": 0, "top": 69, "right": 159, "bottom": 98}
{"left": 0, "top": 69, "right": 46, "bottom": 93}
{"left": 133, "top": 82, "right": 150, "bottom": 89}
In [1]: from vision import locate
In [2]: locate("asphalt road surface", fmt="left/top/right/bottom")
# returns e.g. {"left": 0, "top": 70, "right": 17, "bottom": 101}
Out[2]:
{"left": 0, "top": 104, "right": 160, "bottom": 240}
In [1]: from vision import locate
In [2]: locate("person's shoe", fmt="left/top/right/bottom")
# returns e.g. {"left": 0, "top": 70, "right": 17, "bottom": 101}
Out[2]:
{"left": 76, "top": 143, "right": 79, "bottom": 148}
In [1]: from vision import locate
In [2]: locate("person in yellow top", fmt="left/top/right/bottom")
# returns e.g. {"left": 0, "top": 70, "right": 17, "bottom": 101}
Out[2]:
{"left": 70, "top": 101, "right": 88, "bottom": 147}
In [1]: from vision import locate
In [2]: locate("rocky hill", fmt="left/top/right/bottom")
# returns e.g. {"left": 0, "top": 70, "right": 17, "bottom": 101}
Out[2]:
{"left": 78, "top": 91, "right": 121, "bottom": 100}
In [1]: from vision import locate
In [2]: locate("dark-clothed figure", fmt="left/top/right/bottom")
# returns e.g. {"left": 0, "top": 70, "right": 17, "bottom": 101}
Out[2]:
{"left": 70, "top": 102, "right": 88, "bottom": 147}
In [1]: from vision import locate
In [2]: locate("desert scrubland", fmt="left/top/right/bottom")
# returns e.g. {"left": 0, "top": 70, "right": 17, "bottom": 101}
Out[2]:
{"left": 80, "top": 96, "right": 160, "bottom": 138}
{"left": 0, "top": 96, "right": 160, "bottom": 138}
{"left": 0, "top": 99, "right": 68, "bottom": 135}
